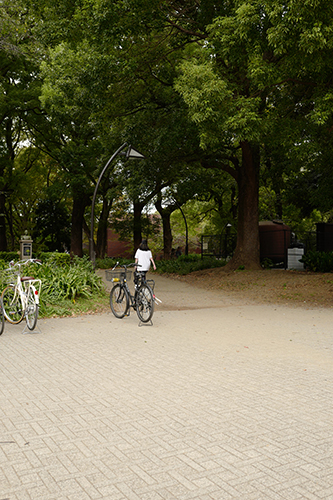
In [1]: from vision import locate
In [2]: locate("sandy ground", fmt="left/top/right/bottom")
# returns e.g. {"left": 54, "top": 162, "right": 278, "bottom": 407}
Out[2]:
{"left": 97, "top": 269, "right": 333, "bottom": 371}
{"left": 168, "top": 267, "right": 333, "bottom": 309}
{"left": 98, "top": 267, "right": 333, "bottom": 311}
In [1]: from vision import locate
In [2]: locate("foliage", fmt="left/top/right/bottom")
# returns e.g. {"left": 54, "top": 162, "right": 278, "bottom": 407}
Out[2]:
{"left": 0, "top": 252, "right": 20, "bottom": 262}
{"left": 300, "top": 251, "right": 333, "bottom": 273}
{"left": 38, "top": 251, "right": 72, "bottom": 267}
{"left": 155, "top": 255, "right": 226, "bottom": 275}
{"left": 34, "top": 198, "right": 71, "bottom": 252}
{"left": 261, "top": 258, "right": 274, "bottom": 270}
{"left": 2, "top": 0, "right": 333, "bottom": 266}
{"left": 95, "top": 257, "right": 134, "bottom": 269}
{"left": 0, "top": 255, "right": 107, "bottom": 318}
{"left": 96, "top": 254, "right": 226, "bottom": 276}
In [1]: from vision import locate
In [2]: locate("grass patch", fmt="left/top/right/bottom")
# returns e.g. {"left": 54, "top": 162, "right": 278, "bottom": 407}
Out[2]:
{"left": 42, "top": 295, "right": 110, "bottom": 318}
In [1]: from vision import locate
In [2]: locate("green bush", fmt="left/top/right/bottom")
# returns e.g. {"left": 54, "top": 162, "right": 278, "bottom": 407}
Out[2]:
{"left": 0, "top": 255, "right": 107, "bottom": 318}
{"left": 0, "top": 251, "right": 19, "bottom": 262}
{"left": 96, "top": 254, "right": 225, "bottom": 275}
{"left": 301, "top": 250, "right": 333, "bottom": 272}
{"left": 156, "top": 256, "right": 226, "bottom": 275}
{"left": 39, "top": 252, "right": 71, "bottom": 267}
{"left": 96, "top": 257, "right": 134, "bottom": 269}
{"left": 177, "top": 253, "right": 201, "bottom": 263}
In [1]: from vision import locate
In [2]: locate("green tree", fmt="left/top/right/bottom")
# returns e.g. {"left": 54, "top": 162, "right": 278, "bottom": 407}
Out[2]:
{"left": 25, "top": 0, "right": 333, "bottom": 266}
{"left": 33, "top": 197, "right": 71, "bottom": 251}
{"left": 0, "top": 0, "right": 44, "bottom": 250}
{"left": 174, "top": 0, "right": 333, "bottom": 268}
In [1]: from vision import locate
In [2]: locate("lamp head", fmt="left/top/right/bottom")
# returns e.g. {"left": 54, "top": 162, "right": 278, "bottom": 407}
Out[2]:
{"left": 121, "top": 145, "right": 145, "bottom": 160}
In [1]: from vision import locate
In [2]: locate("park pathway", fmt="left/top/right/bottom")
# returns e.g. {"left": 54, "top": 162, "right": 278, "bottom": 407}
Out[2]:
{"left": 0, "top": 273, "right": 332, "bottom": 499}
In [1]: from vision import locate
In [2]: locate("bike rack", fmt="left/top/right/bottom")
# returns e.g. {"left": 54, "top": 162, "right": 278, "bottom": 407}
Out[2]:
{"left": 21, "top": 322, "right": 42, "bottom": 334}
{"left": 138, "top": 319, "right": 153, "bottom": 327}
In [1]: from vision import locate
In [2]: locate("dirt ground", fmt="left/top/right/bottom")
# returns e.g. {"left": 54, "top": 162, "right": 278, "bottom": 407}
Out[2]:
{"left": 167, "top": 267, "right": 333, "bottom": 309}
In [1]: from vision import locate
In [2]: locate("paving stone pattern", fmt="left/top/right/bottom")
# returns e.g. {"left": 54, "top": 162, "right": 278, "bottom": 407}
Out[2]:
{"left": 0, "top": 275, "right": 333, "bottom": 500}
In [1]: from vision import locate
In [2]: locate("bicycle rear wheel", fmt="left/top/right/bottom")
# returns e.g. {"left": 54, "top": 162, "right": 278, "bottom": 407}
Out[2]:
{"left": 110, "top": 284, "right": 129, "bottom": 318}
{"left": 0, "top": 297, "right": 4, "bottom": 335}
{"left": 2, "top": 285, "right": 24, "bottom": 324}
{"left": 136, "top": 284, "right": 154, "bottom": 323}
{"left": 26, "top": 287, "right": 38, "bottom": 331}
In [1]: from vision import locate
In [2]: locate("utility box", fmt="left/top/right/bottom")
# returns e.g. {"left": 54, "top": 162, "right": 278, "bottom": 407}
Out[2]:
{"left": 287, "top": 247, "right": 304, "bottom": 270}
{"left": 20, "top": 232, "right": 33, "bottom": 260}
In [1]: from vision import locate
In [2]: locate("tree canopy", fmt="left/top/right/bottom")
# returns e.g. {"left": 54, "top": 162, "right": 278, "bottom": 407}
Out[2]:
{"left": 1, "top": 0, "right": 333, "bottom": 267}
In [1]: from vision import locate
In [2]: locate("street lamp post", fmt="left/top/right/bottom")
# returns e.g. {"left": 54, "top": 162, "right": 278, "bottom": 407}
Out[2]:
{"left": 90, "top": 142, "right": 144, "bottom": 268}
{"left": 176, "top": 203, "right": 189, "bottom": 256}
{"left": 168, "top": 198, "right": 188, "bottom": 256}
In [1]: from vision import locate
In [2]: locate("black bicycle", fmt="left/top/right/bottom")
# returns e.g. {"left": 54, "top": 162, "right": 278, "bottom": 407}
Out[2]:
{"left": 106, "top": 263, "right": 155, "bottom": 323}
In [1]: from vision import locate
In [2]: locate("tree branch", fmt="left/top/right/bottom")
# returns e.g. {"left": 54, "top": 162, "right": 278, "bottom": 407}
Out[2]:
{"left": 201, "top": 158, "right": 239, "bottom": 182}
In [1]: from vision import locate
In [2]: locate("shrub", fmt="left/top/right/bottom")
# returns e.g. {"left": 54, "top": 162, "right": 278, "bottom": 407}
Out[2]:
{"left": 39, "top": 252, "right": 72, "bottom": 267}
{"left": 0, "top": 251, "right": 19, "bottom": 262}
{"left": 156, "top": 256, "right": 226, "bottom": 275}
{"left": 95, "top": 257, "right": 134, "bottom": 269}
{"left": 0, "top": 255, "right": 106, "bottom": 318}
{"left": 301, "top": 251, "right": 333, "bottom": 272}
{"left": 177, "top": 253, "right": 201, "bottom": 263}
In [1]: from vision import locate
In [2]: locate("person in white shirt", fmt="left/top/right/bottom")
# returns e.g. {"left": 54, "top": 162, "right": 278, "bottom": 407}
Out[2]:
{"left": 134, "top": 239, "right": 156, "bottom": 279}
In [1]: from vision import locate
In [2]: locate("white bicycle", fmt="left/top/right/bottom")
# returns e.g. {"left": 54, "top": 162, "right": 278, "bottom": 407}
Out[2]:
{"left": 1, "top": 259, "right": 42, "bottom": 331}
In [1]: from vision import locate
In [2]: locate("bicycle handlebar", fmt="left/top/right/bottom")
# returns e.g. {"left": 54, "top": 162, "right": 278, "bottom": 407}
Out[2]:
{"left": 111, "top": 262, "right": 141, "bottom": 271}
{"left": 9, "top": 258, "right": 42, "bottom": 268}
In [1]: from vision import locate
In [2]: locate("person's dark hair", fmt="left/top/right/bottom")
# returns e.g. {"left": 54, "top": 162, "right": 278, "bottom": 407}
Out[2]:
{"left": 139, "top": 239, "right": 149, "bottom": 251}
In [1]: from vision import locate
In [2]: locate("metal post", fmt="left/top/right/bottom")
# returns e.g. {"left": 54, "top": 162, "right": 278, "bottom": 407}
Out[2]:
{"left": 177, "top": 203, "right": 188, "bottom": 256}
{"left": 90, "top": 142, "right": 128, "bottom": 268}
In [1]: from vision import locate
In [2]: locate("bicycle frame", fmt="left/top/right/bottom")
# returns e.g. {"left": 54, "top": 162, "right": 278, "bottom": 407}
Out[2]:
{"left": 2, "top": 260, "right": 42, "bottom": 327}
{"left": 134, "top": 270, "right": 162, "bottom": 305}
{"left": 107, "top": 263, "right": 155, "bottom": 323}
{"left": 117, "top": 272, "right": 138, "bottom": 309}
{"left": 8, "top": 262, "right": 41, "bottom": 308}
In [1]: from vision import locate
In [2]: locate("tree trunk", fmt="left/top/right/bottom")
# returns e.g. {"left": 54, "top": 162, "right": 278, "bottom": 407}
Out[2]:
{"left": 162, "top": 214, "right": 173, "bottom": 260}
{"left": 70, "top": 194, "right": 89, "bottom": 257}
{"left": 226, "top": 141, "right": 261, "bottom": 270}
{"left": 96, "top": 197, "right": 112, "bottom": 259}
{"left": 133, "top": 200, "right": 143, "bottom": 252}
{"left": 155, "top": 196, "right": 176, "bottom": 259}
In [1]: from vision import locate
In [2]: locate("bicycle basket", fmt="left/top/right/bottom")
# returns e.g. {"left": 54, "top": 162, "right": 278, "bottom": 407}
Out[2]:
{"left": 105, "top": 269, "right": 131, "bottom": 282}
{"left": 2, "top": 267, "right": 19, "bottom": 285}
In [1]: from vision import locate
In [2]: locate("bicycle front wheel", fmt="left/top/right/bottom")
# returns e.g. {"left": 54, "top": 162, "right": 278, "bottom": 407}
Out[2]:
{"left": 110, "top": 284, "right": 129, "bottom": 318}
{"left": 0, "top": 297, "right": 4, "bottom": 335}
{"left": 26, "top": 287, "right": 38, "bottom": 331}
{"left": 2, "top": 285, "right": 24, "bottom": 324}
{"left": 136, "top": 284, "right": 154, "bottom": 323}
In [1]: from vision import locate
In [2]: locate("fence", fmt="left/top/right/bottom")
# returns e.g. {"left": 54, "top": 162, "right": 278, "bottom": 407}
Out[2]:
{"left": 201, "top": 233, "right": 237, "bottom": 260}
{"left": 201, "top": 224, "right": 333, "bottom": 268}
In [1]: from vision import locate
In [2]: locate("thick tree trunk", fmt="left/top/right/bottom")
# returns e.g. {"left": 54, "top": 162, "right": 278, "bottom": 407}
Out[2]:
{"left": 155, "top": 196, "right": 176, "bottom": 259}
{"left": 225, "top": 141, "right": 261, "bottom": 270}
{"left": 70, "top": 194, "right": 89, "bottom": 257}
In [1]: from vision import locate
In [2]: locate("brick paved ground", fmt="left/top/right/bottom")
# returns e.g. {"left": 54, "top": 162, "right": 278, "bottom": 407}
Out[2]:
{"left": 0, "top": 275, "right": 333, "bottom": 500}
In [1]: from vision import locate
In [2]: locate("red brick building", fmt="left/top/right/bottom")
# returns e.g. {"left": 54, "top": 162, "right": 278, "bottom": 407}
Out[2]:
{"left": 106, "top": 228, "right": 133, "bottom": 259}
